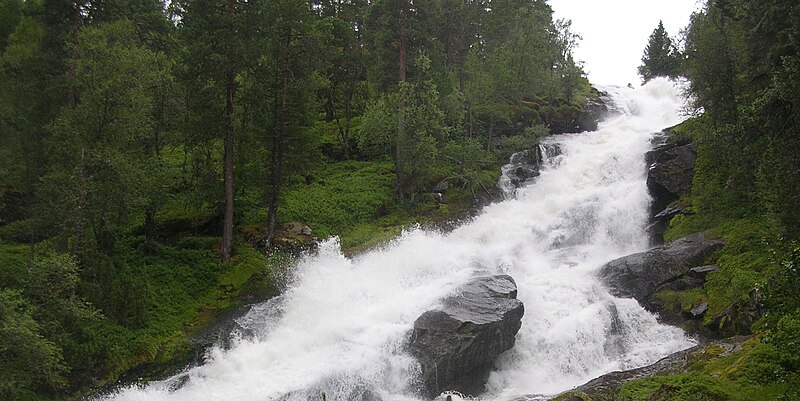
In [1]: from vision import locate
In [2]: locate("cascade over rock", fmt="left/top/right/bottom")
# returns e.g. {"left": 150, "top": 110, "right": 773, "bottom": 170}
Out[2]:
{"left": 409, "top": 275, "right": 524, "bottom": 398}
{"left": 100, "top": 79, "right": 694, "bottom": 401}
{"left": 597, "top": 232, "right": 725, "bottom": 321}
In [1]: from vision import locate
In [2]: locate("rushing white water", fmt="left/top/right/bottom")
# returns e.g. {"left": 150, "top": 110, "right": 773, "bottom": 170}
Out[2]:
{"left": 103, "top": 78, "right": 693, "bottom": 401}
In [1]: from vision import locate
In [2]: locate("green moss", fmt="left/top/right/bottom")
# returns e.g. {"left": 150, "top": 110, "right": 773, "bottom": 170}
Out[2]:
{"left": 655, "top": 288, "right": 707, "bottom": 314}
{"left": 664, "top": 116, "right": 708, "bottom": 142}
{"left": 619, "top": 374, "right": 733, "bottom": 401}
{"left": 339, "top": 213, "right": 416, "bottom": 254}
{"left": 664, "top": 217, "right": 781, "bottom": 327}
{"left": 620, "top": 338, "right": 797, "bottom": 401}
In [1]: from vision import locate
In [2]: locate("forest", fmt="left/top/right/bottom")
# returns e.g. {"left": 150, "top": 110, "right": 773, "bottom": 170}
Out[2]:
{"left": 2, "top": 0, "right": 800, "bottom": 399}
{"left": 0, "top": 0, "right": 591, "bottom": 399}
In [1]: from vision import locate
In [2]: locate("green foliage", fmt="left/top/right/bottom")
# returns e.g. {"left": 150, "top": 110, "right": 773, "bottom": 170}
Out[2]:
{"left": 620, "top": 374, "right": 733, "bottom": 401}
{"left": 666, "top": 217, "right": 780, "bottom": 326}
{"left": 356, "top": 94, "right": 398, "bottom": 158}
{"left": 620, "top": 337, "right": 799, "bottom": 401}
{"left": 0, "top": 289, "right": 67, "bottom": 398}
{"left": 281, "top": 161, "right": 395, "bottom": 239}
{"left": 638, "top": 21, "right": 682, "bottom": 83}
{"left": 493, "top": 125, "right": 549, "bottom": 161}
{"left": 0, "top": 0, "right": 21, "bottom": 50}
{"left": 0, "top": 0, "right": 593, "bottom": 398}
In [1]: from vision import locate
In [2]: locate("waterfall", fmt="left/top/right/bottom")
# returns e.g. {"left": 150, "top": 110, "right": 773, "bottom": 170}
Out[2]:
{"left": 101, "top": 78, "right": 694, "bottom": 401}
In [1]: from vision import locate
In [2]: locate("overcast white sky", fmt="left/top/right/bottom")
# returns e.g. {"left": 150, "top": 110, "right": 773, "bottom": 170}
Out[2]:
{"left": 548, "top": 0, "right": 703, "bottom": 86}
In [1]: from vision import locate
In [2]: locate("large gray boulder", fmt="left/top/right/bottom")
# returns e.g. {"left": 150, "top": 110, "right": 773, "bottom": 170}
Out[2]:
{"left": 597, "top": 232, "right": 725, "bottom": 306}
{"left": 409, "top": 275, "right": 524, "bottom": 398}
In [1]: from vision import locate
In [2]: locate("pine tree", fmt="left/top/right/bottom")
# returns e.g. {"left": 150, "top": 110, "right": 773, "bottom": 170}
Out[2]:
{"left": 638, "top": 20, "right": 682, "bottom": 82}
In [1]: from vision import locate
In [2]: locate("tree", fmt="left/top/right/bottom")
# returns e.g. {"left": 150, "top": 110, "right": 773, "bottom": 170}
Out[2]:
{"left": 260, "top": 0, "right": 322, "bottom": 242}
{"left": 0, "top": 0, "right": 22, "bottom": 50}
{"left": 178, "top": 0, "right": 250, "bottom": 262}
{"left": 42, "top": 20, "right": 173, "bottom": 258}
{"left": 0, "top": 289, "right": 67, "bottom": 398}
{"left": 313, "top": 0, "right": 369, "bottom": 160}
{"left": 638, "top": 20, "right": 682, "bottom": 82}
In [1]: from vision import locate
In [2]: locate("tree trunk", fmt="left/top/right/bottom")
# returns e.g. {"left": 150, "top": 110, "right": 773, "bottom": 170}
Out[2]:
{"left": 395, "top": 7, "right": 408, "bottom": 198}
{"left": 266, "top": 28, "right": 292, "bottom": 244}
{"left": 67, "top": 3, "right": 80, "bottom": 108}
{"left": 222, "top": 68, "right": 235, "bottom": 262}
{"left": 343, "top": 86, "right": 353, "bottom": 160}
{"left": 487, "top": 115, "right": 494, "bottom": 152}
{"left": 221, "top": 0, "right": 237, "bottom": 263}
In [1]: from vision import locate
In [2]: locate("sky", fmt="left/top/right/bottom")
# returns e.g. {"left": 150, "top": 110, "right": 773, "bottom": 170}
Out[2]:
{"left": 548, "top": 0, "right": 703, "bottom": 86}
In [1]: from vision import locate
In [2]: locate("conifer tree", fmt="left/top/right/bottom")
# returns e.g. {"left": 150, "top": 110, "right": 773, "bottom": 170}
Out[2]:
{"left": 638, "top": 20, "right": 682, "bottom": 82}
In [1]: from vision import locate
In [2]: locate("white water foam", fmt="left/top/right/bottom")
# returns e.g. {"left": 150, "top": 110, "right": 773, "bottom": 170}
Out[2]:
{"left": 103, "top": 78, "right": 693, "bottom": 401}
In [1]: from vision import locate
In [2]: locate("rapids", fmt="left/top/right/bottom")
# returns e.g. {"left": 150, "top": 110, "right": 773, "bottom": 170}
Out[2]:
{"left": 102, "top": 78, "right": 694, "bottom": 401}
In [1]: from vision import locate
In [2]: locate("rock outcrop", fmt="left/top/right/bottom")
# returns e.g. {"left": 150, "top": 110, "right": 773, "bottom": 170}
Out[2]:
{"left": 574, "top": 89, "right": 610, "bottom": 133}
{"left": 499, "top": 144, "right": 562, "bottom": 195}
{"left": 597, "top": 232, "right": 725, "bottom": 330}
{"left": 409, "top": 275, "right": 524, "bottom": 398}
{"left": 645, "top": 134, "right": 697, "bottom": 243}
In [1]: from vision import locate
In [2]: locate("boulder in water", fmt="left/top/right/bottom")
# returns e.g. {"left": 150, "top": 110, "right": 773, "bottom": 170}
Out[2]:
{"left": 409, "top": 275, "right": 524, "bottom": 398}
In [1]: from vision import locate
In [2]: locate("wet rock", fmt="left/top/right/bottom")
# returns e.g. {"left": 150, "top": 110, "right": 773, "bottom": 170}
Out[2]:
{"left": 654, "top": 204, "right": 685, "bottom": 219}
{"left": 654, "top": 276, "right": 706, "bottom": 293}
{"left": 686, "top": 302, "right": 709, "bottom": 319}
{"left": 409, "top": 275, "right": 525, "bottom": 398}
{"left": 574, "top": 89, "right": 610, "bottom": 133}
{"left": 645, "top": 134, "right": 696, "bottom": 244}
{"left": 277, "top": 380, "right": 383, "bottom": 401}
{"left": 647, "top": 204, "right": 688, "bottom": 244}
{"left": 646, "top": 139, "right": 696, "bottom": 209}
{"left": 598, "top": 232, "right": 726, "bottom": 303}
{"left": 687, "top": 265, "right": 720, "bottom": 279}
{"left": 271, "top": 222, "right": 319, "bottom": 255}
{"left": 433, "top": 180, "right": 449, "bottom": 194}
